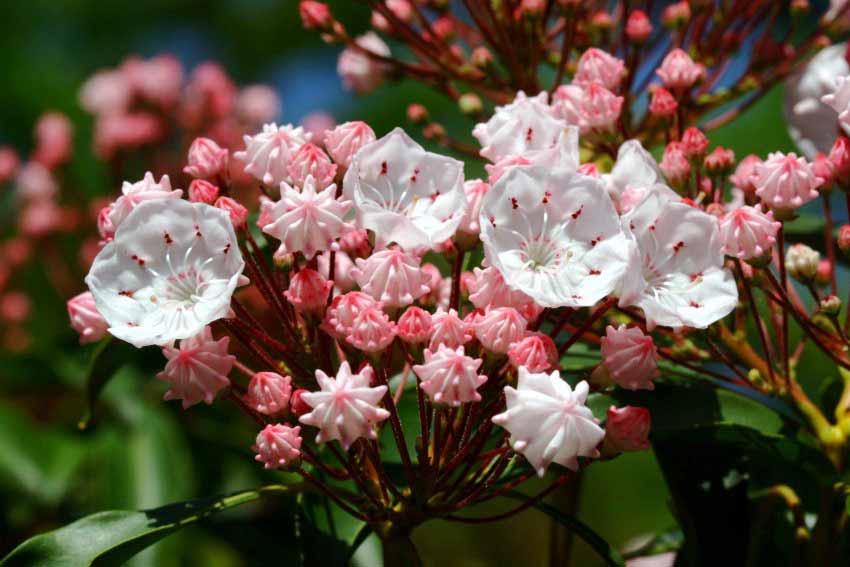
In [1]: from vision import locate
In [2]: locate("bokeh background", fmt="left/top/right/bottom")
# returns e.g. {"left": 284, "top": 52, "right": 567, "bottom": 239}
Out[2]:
{"left": 0, "top": 1, "right": 802, "bottom": 565}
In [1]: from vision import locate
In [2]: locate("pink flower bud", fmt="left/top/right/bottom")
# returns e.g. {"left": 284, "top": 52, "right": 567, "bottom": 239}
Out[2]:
{"left": 287, "top": 142, "right": 337, "bottom": 188}
{"left": 718, "top": 205, "right": 780, "bottom": 262}
{"left": 600, "top": 325, "right": 658, "bottom": 391}
{"left": 507, "top": 332, "right": 558, "bottom": 372}
{"left": 184, "top": 137, "right": 228, "bottom": 179}
{"left": 290, "top": 389, "right": 312, "bottom": 417}
{"left": 704, "top": 146, "right": 735, "bottom": 174}
{"left": 245, "top": 372, "right": 293, "bottom": 416}
{"left": 754, "top": 152, "right": 821, "bottom": 215}
{"left": 474, "top": 307, "right": 527, "bottom": 355}
{"left": 431, "top": 16, "right": 455, "bottom": 40}
{"left": 338, "top": 33, "right": 390, "bottom": 94}
{"left": 67, "top": 291, "right": 108, "bottom": 344}
{"left": 839, "top": 225, "right": 850, "bottom": 258}
{"left": 33, "top": 112, "right": 73, "bottom": 169}
{"left": 188, "top": 179, "right": 220, "bottom": 204}
{"left": 574, "top": 48, "right": 626, "bottom": 91}
{"left": 657, "top": 48, "right": 704, "bottom": 89}
{"left": 605, "top": 406, "right": 651, "bottom": 451}
{"left": 429, "top": 308, "right": 471, "bottom": 351}
{"left": 730, "top": 154, "right": 762, "bottom": 194}
{"left": 662, "top": 0, "right": 691, "bottom": 28}
{"left": 681, "top": 127, "right": 709, "bottom": 159}
{"left": 816, "top": 259, "right": 833, "bottom": 287}
{"left": 97, "top": 205, "right": 116, "bottom": 241}
{"left": 284, "top": 268, "right": 332, "bottom": 314}
{"left": 829, "top": 136, "right": 850, "bottom": 186}
{"left": 0, "top": 292, "right": 29, "bottom": 323}
{"left": 812, "top": 153, "right": 835, "bottom": 190}
{"left": 397, "top": 306, "right": 433, "bottom": 344}
{"left": 214, "top": 196, "right": 248, "bottom": 229}
{"left": 253, "top": 424, "right": 302, "bottom": 469}
{"left": 649, "top": 87, "right": 678, "bottom": 118}
{"left": 625, "top": 10, "right": 652, "bottom": 43}
{"left": 324, "top": 291, "right": 378, "bottom": 337}
{"left": 346, "top": 305, "right": 397, "bottom": 353}
{"left": 0, "top": 146, "right": 20, "bottom": 183}
{"left": 660, "top": 142, "right": 691, "bottom": 186}
{"left": 471, "top": 47, "right": 493, "bottom": 67}
{"left": 324, "top": 121, "right": 376, "bottom": 169}
{"left": 299, "top": 1, "right": 331, "bottom": 29}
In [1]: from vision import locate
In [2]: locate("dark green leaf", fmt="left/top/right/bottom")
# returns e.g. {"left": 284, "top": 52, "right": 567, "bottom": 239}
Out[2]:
{"left": 78, "top": 338, "right": 138, "bottom": 431}
{"left": 1, "top": 485, "right": 295, "bottom": 567}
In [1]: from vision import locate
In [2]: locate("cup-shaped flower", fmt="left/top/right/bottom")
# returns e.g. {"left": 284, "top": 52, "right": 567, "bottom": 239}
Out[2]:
{"left": 262, "top": 175, "right": 353, "bottom": 259}
{"left": 107, "top": 172, "right": 183, "bottom": 231}
{"left": 479, "top": 166, "right": 634, "bottom": 308}
{"left": 413, "top": 345, "right": 487, "bottom": 406}
{"left": 343, "top": 127, "right": 466, "bottom": 251}
{"left": 85, "top": 199, "right": 245, "bottom": 347}
{"left": 156, "top": 326, "right": 235, "bottom": 408}
{"left": 351, "top": 247, "right": 430, "bottom": 308}
{"left": 493, "top": 369, "right": 604, "bottom": 477}
{"left": 299, "top": 361, "right": 390, "bottom": 449}
{"left": 618, "top": 192, "right": 738, "bottom": 330}
{"left": 234, "top": 122, "right": 310, "bottom": 187}
{"left": 254, "top": 424, "right": 302, "bottom": 469}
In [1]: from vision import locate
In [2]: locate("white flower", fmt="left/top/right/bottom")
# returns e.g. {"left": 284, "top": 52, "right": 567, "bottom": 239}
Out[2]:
{"left": 784, "top": 43, "right": 849, "bottom": 157}
{"left": 472, "top": 91, "right": 567, "bottom": 162}
{"left": 85, "top": 199, "right": 245, "bottom": 347}
{"left": 479, "top": 166, "right": 634, "bottom": 308}
{"left": 261, "top": 175, "right": 353, "bottom": 259}
{"left": 234, "top": 122, "right": 311, "bottom": 186}
{"left": 108, "top": 172, "right": 183, "bottom": 230}
{"left": 618, "top": 192, "right": 738, "bottom": 330}
{"left": 822, "top": 73, "right": 850, "bottom": 138}
{"left": 343, "top": 127, "right": 466, "bottom": 251}
{"left": 492, "top": 369, "right": 604, "bottom": 477}
{"left": 603, "top": 140, "right": 677, "bottom": 213}
{"left": 299, "top": 361, "right": 390, "bottom": 449}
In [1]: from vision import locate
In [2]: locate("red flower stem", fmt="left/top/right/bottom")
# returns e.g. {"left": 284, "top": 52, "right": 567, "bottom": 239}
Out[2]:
{"left": 735, "top": 259, "right": 778, "bottom": 388}
{"left": 376, "top": 349, "right": 418, "bottom": 489}
{"left": 299, "top": 468, "right": 370, "bottom": 522}
{"left": 445, "top": 473, "right": 571, "bottom": 523}
{"left": 822, "top": 195, "right": 838, "bottom": 295}
{"left": 450, "top": 250, "right": 465, "bottom": 312}
{"left": 557, "top": 297, "right": 617, "bottom": 357}
{"left": 777, "top": 228, "right": 791, "bottom": 380}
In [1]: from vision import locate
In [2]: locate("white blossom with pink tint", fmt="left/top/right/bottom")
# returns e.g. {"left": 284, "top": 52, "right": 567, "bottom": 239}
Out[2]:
{"left": 343, "top": 127, "right": 466, "bottom": 250}
{"left": 33, "top": 112, "right": 73, "bottom": 169}
{"left": 467, "top": 265, "right": 536, "bottom": 312}
{"left": 718, "top": 205, "right": 780, "bottom": 261}
{"left": 508, "top": 332, "right": 558, "bottom": 372}
{"left": 352, "top": 248, "right": 430, "bottom": 308}
{"left": 603, "top": 140, "right": 677, "bottom": 212}
{"left": 107, "top": 172, "right": 183, "bottom": 231}
{"left": 485, "top": 128, "right": 580, "bottom": 183}
{"left": 619, "top": 193, "right": 738, "bottom": 330}
{"left": 574, "top": 48, "right": 626, "bottom": 91}
{"left": 656, "top": 48, "right": 705, "bottom": 89}
{"left": 324, "top": 121, "right": 377, "bottom": 169}
{"left": 299, "top": 361, "right": 390, "bottom": 448}
{"left": 413, "top": 345, "right": 487, "bottom": 406}
{"left": 822, "top": 74, "right": 850, "bottom": 136}
{"left": 284, "top": 268, "right": 332, "bottom": 314}
{"left": 324, "top": 291, "right": 378, "bottom": 338}
{"left": 86, "top": 199, "right": 244, "bottom": 347}
{"left": 254, "top": 424, "right": 302, "bottom": 469}
{"left": 480, "top": 166, "right": 633, "bottom": 308}
{"left": 287, "top": 142, "right": 338, "bottom": 188}
{"left": 262, "top": 175, "right": 353, "bottom": 259}
{"left": 753, "top": 152, "right": 821, "bottom": 213}
{"left": 245, "top": 372, "right": 293, "bottom": 416}
{"left": 346, "top": 306, "right": 397, "bottom": 352}
{"left": 458, "top": 179, "right": 490, "bottom": 236}
{"left": 474, "top": 307, "right": 528, "bottom": 354}
{"left": 319, "top": 250, "right": 357, "bottom": 292}
{"left": 338, "top": 32, "right": 391, "bottom": 94}
{"left": 472, "top": 91, "right": 567, "bottom": 162}
{"left": 493, "top": 369, "right": 604, "bottom": 476}
{"left": 67, "top": 291, "right": 108, "bottom": 344}
{"left": 236, "top": 85, "right": 282, "bottom": 126}
{"left": 16, "top": 162, "right": 58, "bottom": 201}
{"left": 156, "top": 326, "right": 234, "bottom": 409}
{"left": 184, "top": 137, "right": 228, "bottom": 179}
{"left": 600, "top": 324, "right": 658, "bottom": 390}
{"left": 78, "top": 69, "right": 131, "bottom": 116}
{"left": 234, "top": 122, "right": 311, "bottom": 186}
{"left": 397, "top": 306, "right": 433, "bottom": 344}
{"left": 429, "top": 307, "right": 472, "bottom": 351}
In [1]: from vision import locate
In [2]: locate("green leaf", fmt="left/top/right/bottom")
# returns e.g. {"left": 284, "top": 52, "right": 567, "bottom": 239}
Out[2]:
{"left": 78, "top": 338, "right": 137, "bottom": 431}
{"left": 1, "top": 485, "right": 295, "bottom": 567}
{"left": 502, "top": 491, "right": 625, "bottom": 567}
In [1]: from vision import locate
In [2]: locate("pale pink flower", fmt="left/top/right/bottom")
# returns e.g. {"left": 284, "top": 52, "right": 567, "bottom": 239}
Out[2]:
{"left": 236, "top": 85, "right": 281, "bottom": 126}
{"left": 507, "top": 332, "right": 558, "bottom": 372}
{"left": 660, "top": 141, "right": 691, "bottom": 186}
{"left": 302, "top": 111, "right": 337, "bottom": 141}
{"left": 605, "top": 406, "right": 651, "bottom": 451}
{"left": 600, "top": 325, "right": 658, "bottom": 390}
{"left": 245, "top": 372, "right": 293, "bottom": 416}
{"left": 184, "top": 137, "right": 229, "bottom": 179}
{"left": 299, "top": 361, "right": 390, "bottom": 448}
{"left": 493, "top": 369, "right": 604, "bottom": 476}
{"left": 346, "top": 306, "right": 397, "bottom": 352}
{"left": 79, "top": 69, "right": 131, "bottom": 116}
{"left": 730, "top": 154, "right": 762, "bottom": 194}
{"left": 323, "top": 291, "right": 378, "bottom": 337}
{"left": 0, "top": 146, "right": 20, "bottom": 183}
{"left": 299, "top": 0, "right": 332, "bottom": 29}
{"left": 414, "top": 345, "right": 487, "bottom": 406}
{"left": 33, "top": 112, "right": 73, "bottom": 169}
{"left": 215, "top": 196, "right": 248, "bottom": 229}
{"left": 183, "top": 62, "right": 237, "bottom": 122}
{"left": 753, "top": 152, "right": 821, "bottom": 213}
{"left": 822, "top": 74, "right": 850, "bottom": 136}
{"left": 86, "top": 199, "right": 244, "bottom": 347}
{"left": 254, "top": 424, "right": 302, "bottom": 469}
{"left": 156, "top": 326, "right": 234, "bottom": 408}
{"left": 324, "top": 121, "right": 376, "bottom": 169}
{"left": 484, "top": 129, "right": 580, "bottom": 183}
{"left": 458, "top": 179, "right": 490, "bottom": 236}
{"left": 107, "top": 172, "right": 182, "bottom": 231}
{"left": 474, "top": 307, "right": 528, "bottom": 354}
{"left": 429, "top": 307, "right": 472, "bottom": 351}
{"left": 339, "top": 227, "right": 371, "bottom": 257}
{"left": 287, "top": 142, "right": 337, "bottom": 188}
{"left": 318, "top": 250, "right": 357, "bottom": 292}
{"left": 93, "top": 112, "right": 163, "bottom": 159}
{"left": 19, "top": 200, "right": 62, "bottom": 237}
{"left": 343, "top": 128, "right": 466, "bottom": 250}
{"left": 338, "top": 32, "right": 391, "bottom": 94}
{"left": 718, "top": 205, "right": 780, "bottom": 261}
{"left": 417, "top": 263, "right": 447, "bottom": 308}
{"left": 188, "top": 179, "right": 220, "bottom": 205}
{"left": 397, "top": 306, "right": 433, "bottom": 344}
{"left": 234, "top": 123, "right": 311, "bottom": 187}
{"left": 284, "top": 268, "right": 332, "bottom": 314}
{"left": 473, "top": 91, "right": 566, "bottom": 162}
{"left": 16, "top": 162, "right": 57, "bottom": 201}
{"left": 262, "top": 175, "right": 352, "bottom": 259}
{"left": 352, "top": 248, "right": 430, "bottom": 308}
{"left": 67, "top": 291, "right": 108, "bottom": 344}
{"left": 480, "top": 166, "right": 633, "bottom": 308}
{"left": 552, "top": 84, "right": 623, "bottom": 134}
{"left": 0, "top": 292, "right": 30, "bottom": 323}
{"left": 122, "top": 54, "right": 183, "bottom": 109}
{"left": 656, "top": 48, "right": 705, "bottom": 89}
{"left": 574, "top": 48, "right": 626, "bottom": 91}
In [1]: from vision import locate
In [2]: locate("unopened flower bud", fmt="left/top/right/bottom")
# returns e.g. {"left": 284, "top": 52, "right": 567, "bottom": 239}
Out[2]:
{"left": 649, "top": 87, "right": 678, "bottom": 118}
{"left": 407, "top": 103, "right": 428, "bottom": 124}
{"left": 188, "top": 179, "right": 220, "bottom": 204}
{"left": 184, "top": 137, "right": 228, "bottom": 179}
{"left": 604, "top": 406, "right": 651, "bottom": 453}
{"left": 820, "top": 294, "right": 842, "bottom": 315}
{"left": 839, "top": 225, "right": 850, "bottom": 258}
{"left": 626, "top": 10, "right": 652, "bottom": 43}
{"left": 815, "top": 259, "right": 833, "bottom": 287}
{"left": 829, "top": 136, "right": 850, "bottom": 187}
{"left": 214, "top": 196, "right": 248, "bottom": 229}
{"left": 681, "top": 127, "right": 709, "bottom": 159}
{"left": 471, "top": 47, "right": 493, "bottom": 67}
{"left": 299, "top": 1, "right": 332, "bottom": 29}
{"left": 812, "top": 153, "right": 834, "bottom": 192}
{"left": 660, "top": 142, "right": 691, "bottom": 187}
{"left": 785, "top": 244, "right": 819, "bottom": 282}
{"left": 290, "top": 389, "right": 312, "bottom": 417}
{"left": 662, "top": 1, "right": 691, "bottom": 29}
{"left": 459, "top": 93, "right": 483, "bottom": 115}
{"left": 704, "top": 146, "right": 735, "bottom": 174}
